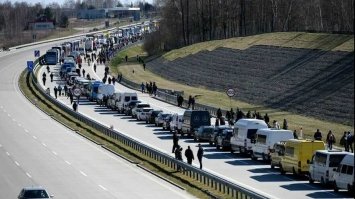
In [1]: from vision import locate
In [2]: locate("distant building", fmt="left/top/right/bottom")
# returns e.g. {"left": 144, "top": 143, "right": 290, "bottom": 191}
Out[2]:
{"left": 28, "top": 15, "right": 55, "bottom": 30}
{"left": 77, "top": 9, "right": 106, "bottom": 19}
{"left": 77, "top": 7, "right": 140, "bottom": 21}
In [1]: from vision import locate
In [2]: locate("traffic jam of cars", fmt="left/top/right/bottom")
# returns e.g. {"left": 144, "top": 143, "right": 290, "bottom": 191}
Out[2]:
{"left": 40, "top": 20, "right": 354, "bottom": 196}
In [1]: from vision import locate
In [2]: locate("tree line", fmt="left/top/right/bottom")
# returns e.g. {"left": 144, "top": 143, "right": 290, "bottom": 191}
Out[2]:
{"left": 146, "top": 0, "right": 354, "bottom": 53}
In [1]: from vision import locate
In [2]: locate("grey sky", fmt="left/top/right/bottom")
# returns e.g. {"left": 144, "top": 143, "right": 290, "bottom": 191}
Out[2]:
{"left": 0, "top": 0, "right": 153, "bottom": 7}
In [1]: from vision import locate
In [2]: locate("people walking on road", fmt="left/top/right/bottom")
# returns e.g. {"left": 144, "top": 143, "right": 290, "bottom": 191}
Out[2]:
{"left": 177, "top": 95, "right": 184, "bottom": 107}
{"left": 175, "top": 145, "right": 183, "bottom": 171}
{"left": 141, "top": 82, "right": 145, "bottom": 93}
{"left": 108, "top": 77, "right": 112, "bottom": 84}
{"left": 326, "top": 130, "right": 336, "bottom": 150}
{"left": 58, "top": 85, "right": 62, "bottom": 96}
{"left": 94, "top": 64, "right": 97, "bottom": 72}
{"left": 314, "top": 129, "right": 323, "bottom": 141}
{"left": 191, "top": 96, "right": 195, "bottom": 110}
{"left": 50, "top": 73, "right": 54, "bottom": 82}
{"left": 340, "top": 131, "right": 347, "bottom": 150}
{"left": 82, "top": 69, "right": 85, "bottom": 77}
{"left": 42, "top": 75, "right": 46, "bottom": 86}
{"left": 293, "top": 130, "right": 298, "bottom": 139}
{"left": 264, "top": 113, "right": 270, "bottom": 126}
{"left": 143, "top": 63, "right": 146, "bottom": 71}
{"left": 112, "top": 77, "right": 116, "bottom": 85}
{"left": 197, "top": 144, "right": 204, "bottom": 169}
{"left": 185, "top": 146, "right": 194, "bottom": 165}
{"left": 102, "top": 77, "right": 107, "bottom": 84}
{"left": 152, "top": 82, "right": 157, "bottom": 96}
{"left": 68, "top": 91, "right": 74, "bottom": 104}
{"left": 172, "top": 132, "right": 179, "bottom": 153}
{"left": 53, "top": 86, "right": 58, "bottom": 99}
{"left": 64, "top": 85, "right": 68, "bottom": 96}
{"left": 187, "top": 95, "right": 192, "bottom": 109}
{"left": 72, "top": 101, "right": 78, "bottom": 112}
{"left": 46, "top": 65, "right": 50, "bottom": 73}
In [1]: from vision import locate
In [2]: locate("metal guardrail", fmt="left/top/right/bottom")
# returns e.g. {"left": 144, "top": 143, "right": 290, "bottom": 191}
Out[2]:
{"left": 29, "top": 58, "right": 269, "bottom": 199}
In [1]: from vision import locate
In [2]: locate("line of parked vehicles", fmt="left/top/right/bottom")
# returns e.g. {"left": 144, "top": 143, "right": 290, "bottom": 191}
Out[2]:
{"left": 88, "top": 87, "right": 354, "bottom": 195}
{"left": 43, "top": 21, "right": 353, "bottom": 196}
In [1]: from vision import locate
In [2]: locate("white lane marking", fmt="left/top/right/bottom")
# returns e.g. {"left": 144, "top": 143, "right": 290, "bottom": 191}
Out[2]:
{"left": 0, "top": 144, "right": 2, "bottom": 147}
{"left": 18, "top": 123, "right": 22, "bottom": 127}
{"left": 12, "top": 118, "right": 16, "bottom": 122}
{"left": 15, "top": 161, "right": 20, "bottom": 166}
{"left": 0, "top": 106, "right": 3, "bottom": 109}
{"left": 6, "top": 152, "right": 10, "bottom": 156}
{"left": 4, "top": 110, "right": 7, "bottom": 113}
{"left": 65, "top": 161, "right": 71, "bottom": 165}
{"left": 42, "top": 143, "right": 47, "bottom": 147}
{"left": 52, "top": 151, "right": 57, "bottom": 155}
{"left": 33, "top": 136, "right": 37, "bottom": 139}
{"left": 80, "top": 171, "right": 87, "bottom": 177}
{"left": 98, "top": 185, "right": 107, "bottom": 191}
{"left": 26, "top": 173, "right": 32, "bottom": 178}
{"left": 24, "top": 129, "right": 29, "bottom": 133}
{"left": 7, "top": 113, "right": 10, "bottom": 117}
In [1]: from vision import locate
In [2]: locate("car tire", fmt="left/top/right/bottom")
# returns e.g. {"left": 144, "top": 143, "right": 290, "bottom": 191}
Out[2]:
{"left": 216, "top": 145, "right": 220, "bottom": 150}
{"left": 271, "top": 164, "right": 275, "bottom": 169}
{"left": 194, "top": 136, "right": 197, "bottom": 142}
{"left": 280, "top": 165, "right": 286, "bottom": 175}
{"left": 251, "top": 152, "right": 257, "bottom": 161}
{"left": 308, "top": 173, "right": 314, "bottom": 184}
{"left": 334, "top": 182, "right": 339, "bottom": 192}
{"left": 209, "top": 141, "right": 213, "bottom": 146}
{"left": 292, "top": 168, "right": 298, "bottom": 176}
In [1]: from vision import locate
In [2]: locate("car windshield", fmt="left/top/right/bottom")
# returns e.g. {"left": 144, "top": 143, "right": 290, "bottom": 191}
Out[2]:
{"left": 23, "top": 190, "right": 49, "bottom": 198}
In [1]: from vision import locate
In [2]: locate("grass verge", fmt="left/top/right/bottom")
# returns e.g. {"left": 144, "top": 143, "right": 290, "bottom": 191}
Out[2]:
{"left": 19, "top": 70, "right": 236, "bottom": 199}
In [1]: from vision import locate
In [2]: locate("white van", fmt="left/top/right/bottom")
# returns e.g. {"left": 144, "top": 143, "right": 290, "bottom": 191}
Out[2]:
{"left": 251, "top": 128, "right": 293, "bottom": 161}
{"left": 308, "top": 150, "right": 350, "bottom": 186}
{"left": 114, "top": 92, "right": 138, "bottom": 113}
{"left": 107, "top": 92, "right": 121, "bottom": 110}
{"left": 170, "top": 114, "right": 183, "bottom": 133}
{"left": 230, "top": 119, "right": 268, "bottom": 154}
{"left": 333, "top": 153, "right": 354, "bottom": 193}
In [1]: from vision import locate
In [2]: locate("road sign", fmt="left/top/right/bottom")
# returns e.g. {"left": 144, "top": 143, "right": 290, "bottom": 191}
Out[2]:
{"left": 73, "top": 88, "right": 81, "bottom": 97}
{"left": 27, "top": 61, "right": 34, "bottom": 72}
{"left": 34, "top": 50, "right": 40, "bottom": 57}
{"left": 226, "top": 88, "right": 235, "bottom": 97}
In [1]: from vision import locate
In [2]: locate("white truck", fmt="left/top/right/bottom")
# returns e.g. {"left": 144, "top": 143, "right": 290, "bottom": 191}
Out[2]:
{"left": 114, "top": 92, "right": 138, "bottom": 113}
{"left": 230, "top": 119, "right": 268, "bottom": 154}
{"left": 170, "top": 114, "right": 183, "bottom": 133}
{"left": 251, "top": 128, "right": 294, "bottom": 161}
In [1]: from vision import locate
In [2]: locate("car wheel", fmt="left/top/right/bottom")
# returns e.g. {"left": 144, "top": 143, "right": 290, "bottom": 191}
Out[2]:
{"left": 251, "top": 152, "right": 257, "bottom": 161}
{"left": 230, "top": 149, "right": 235, "bottom": 153}
{"left": 280, "top": 165, "right": 286, "bottom": 175}
{"left": 194, "top": 136, "right": 197, "bottom": 142}
{"left": 216, "top": 145, "right": 220, "bottom": 150}
{"left": 163, "top": 126, "right": 165, "bottom": 130}
{"left": 292, "top": 168, "right": 298, "bottom": 176}
{"left": 334, "top": 182, "right": 339, "bottom": 192}
{"left": 209, "top": 141, "right": 213, "bottom": 146}
{"left": 347, "top": 184, "right": 354, "bottom": 194}
{"left": 271, "top": 164, "right": 275, "bottom": 169}
{"left": 308, "top": 173, "right": 314, "bottom": 184}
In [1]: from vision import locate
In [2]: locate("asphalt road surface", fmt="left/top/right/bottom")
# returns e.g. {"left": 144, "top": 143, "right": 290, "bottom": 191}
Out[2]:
{"left": 0, "top": 43, "right": 195, "bottom": 199}
{"left": 37, "top": 46, "right": 354, "bottom": 199}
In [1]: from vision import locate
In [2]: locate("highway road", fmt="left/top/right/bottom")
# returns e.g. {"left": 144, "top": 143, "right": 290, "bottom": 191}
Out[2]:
{"left": 35, "top": 45, "right": 354, "bottom": 199}
{"left": 0, "top": 43, "right": 195, "bottom": 199}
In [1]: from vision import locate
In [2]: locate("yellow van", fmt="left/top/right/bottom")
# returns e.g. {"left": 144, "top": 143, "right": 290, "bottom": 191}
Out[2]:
{"left": 280, "top": 139, "right": 325, "bottom": 175}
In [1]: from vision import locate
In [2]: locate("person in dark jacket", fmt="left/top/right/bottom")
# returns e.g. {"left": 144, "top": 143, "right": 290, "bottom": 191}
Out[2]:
{"left": 72, "top": 101, "right": 78, "bottom": 111}
{"left": 197, "top": 144, "right": 204, "bottom": 169}
{"left": 53, "top": 86, "right": 58, "bottom": 99}
{"left": 264, "top": 113, "right": 270, "bottom": 126}
{"left": 175, "top": 145, "right": 183, "bottom": 171}
{"left": 50, "top": 73, "right": 54, "bottom": 82}
{"left": 314, "top": 129, "right": 322, "bottom": 141}
{"left": 326, "top": 130, "right": 336, "bottom": 150}
{"left": 217, "top": 108, "right": 222, "bottom": 119}
{"left": 172, "top": 132, "right": 179, "bottom": 153}
{"left": 185, "top": 146, "right": 194, "bottom": 165}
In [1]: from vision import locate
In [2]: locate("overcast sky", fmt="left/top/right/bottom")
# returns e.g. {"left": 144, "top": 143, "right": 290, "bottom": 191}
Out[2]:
{"left": 0, "top": 0, "right": 153, "bottom": 7}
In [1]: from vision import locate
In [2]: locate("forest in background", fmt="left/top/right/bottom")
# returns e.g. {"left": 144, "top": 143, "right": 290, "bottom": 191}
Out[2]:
{"left": 146, "top": 0, "right": 354, "bottom": 53}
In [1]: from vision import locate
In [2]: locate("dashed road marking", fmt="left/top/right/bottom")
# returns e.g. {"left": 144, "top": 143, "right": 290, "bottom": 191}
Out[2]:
{"left": 0, "top": 144, "right": 2, "bottom": 147}
{"left": 15, "top": 161, "right": 20, "bottom": 166}
{"left": 18, "top": 123, "right": 22, "bottom": 127}
{"left": 6, "top": 152, "right": 10, "bottom": 156}
{"left": 33, "top": 136, "right": 37, "bottom": 139}
{"left": 12, "top": 118, "right": 16, "bottom": 122}
{"left": 98, "top": 185, "right": 107, "bottom": 191}
{"left": 42, "top": 143, "right": 47, "bottom": 147}
{"left": 0, "top": 106, "right": 3, "bottom": 109}
{"left": 26, "top": 173, "right": 32, "bottom": 178}
{"left": 4, "top": 110, "right": 7, "bottom": 113}
{"left": 24, "top": 129, "right": 29, "bottom": 133}
{"left": 7, "top": 113, "right": 10, "bottom": 117}
{"left": 65, "top": 161, "right": 71, "bottom": 165}
{"left": 52, "top": 151, "right": 57, "bottom": 155}
{"left": 80, "top": 171, "right": 87, "bottom": 177}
